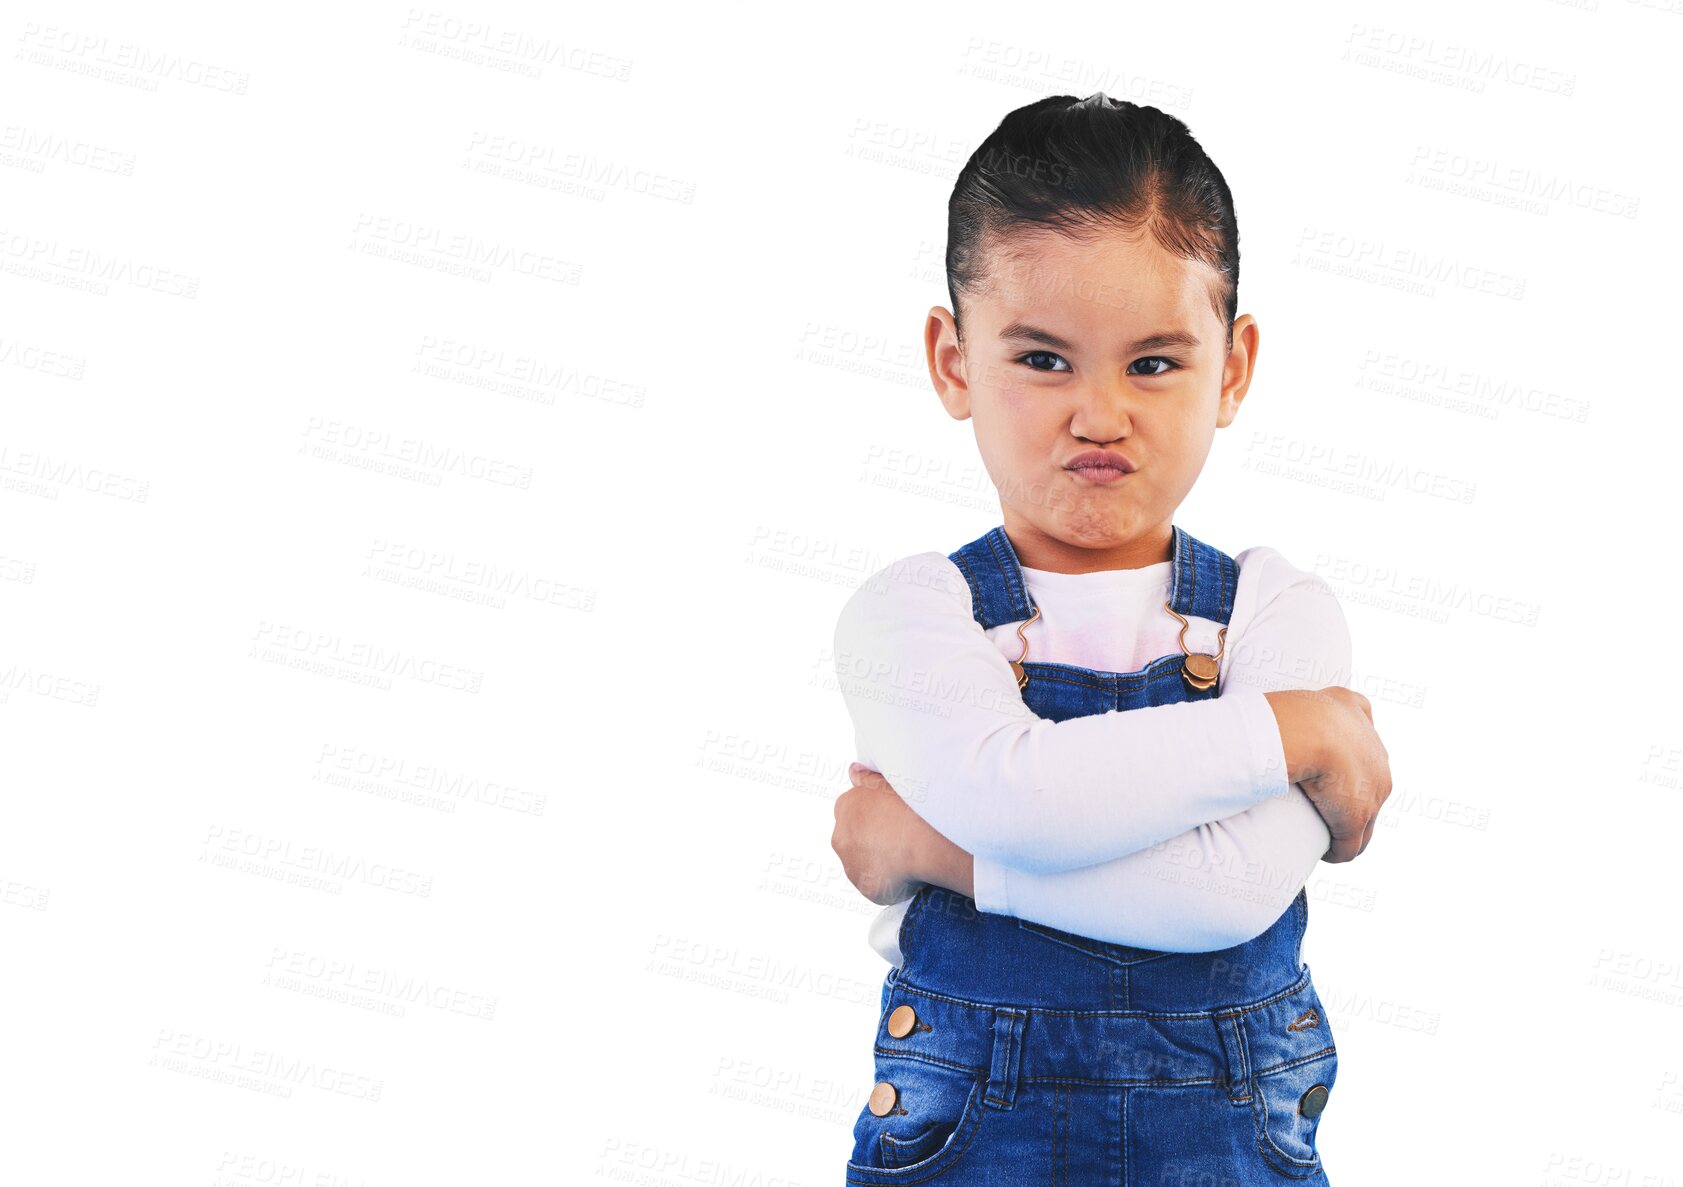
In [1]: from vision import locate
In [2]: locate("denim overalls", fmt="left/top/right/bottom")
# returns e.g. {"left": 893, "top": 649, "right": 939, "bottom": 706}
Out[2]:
{"left": 845, "top": 524, "right": 1338, "bottom": 1185}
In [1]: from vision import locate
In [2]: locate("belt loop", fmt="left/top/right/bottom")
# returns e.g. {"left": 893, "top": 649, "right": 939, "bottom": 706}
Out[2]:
{"left": 1213, "top": 1012, "right": 1252, "bottom": 1104}
{"left": 983, "top": 1007, "right": 1026, "bottom": 1110}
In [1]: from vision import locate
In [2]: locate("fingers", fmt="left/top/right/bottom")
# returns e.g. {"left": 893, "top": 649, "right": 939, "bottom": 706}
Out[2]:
{"left": 1356, "top": 813, "right": 1378, "bottom": 856}
{"left": 849, "top": 764, "right": 889, "bottom": 792}
{"left": 1328, "top": 807, "right": 1372, "bottom": 862}
{"left": 1330, "top": 686, "right": 1373, "bottom": 725}
{"left": 1341, "top": 788, "right": 1383, "bottom": 860}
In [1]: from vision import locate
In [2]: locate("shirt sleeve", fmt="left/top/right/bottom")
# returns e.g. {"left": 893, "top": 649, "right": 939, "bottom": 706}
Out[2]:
{"left": 831, "top": 551, "right": 1293, "bottom": 875}
{"left": 968, "top": 548, "right": 1354, "bottom": 950}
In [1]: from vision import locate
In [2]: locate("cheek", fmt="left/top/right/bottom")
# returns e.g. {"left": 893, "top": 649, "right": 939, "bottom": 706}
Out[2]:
{"left": 986, "top": 373, "right": 1036, "bottom": 413}
{"left": 1149, "top": 402, "right": 1212, "bottom": 445}
{"left": 998, "top": 378, "right": 1074, "bottom": 433}
{"left": 976, "top": 384, "right": 1050, "bottom": 443}
{"left": 1156, "top": 414, "right": 1220, "bottom": 476}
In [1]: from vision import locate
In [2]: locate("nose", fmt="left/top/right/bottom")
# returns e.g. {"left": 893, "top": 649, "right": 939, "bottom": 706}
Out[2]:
{"left": 1068, "top": 374, "right": 1136, "bottom": 443}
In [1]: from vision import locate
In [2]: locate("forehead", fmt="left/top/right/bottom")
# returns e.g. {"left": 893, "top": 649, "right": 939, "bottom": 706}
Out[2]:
{"left": 975, "top": 224, "right": 1220, "bottom": 335}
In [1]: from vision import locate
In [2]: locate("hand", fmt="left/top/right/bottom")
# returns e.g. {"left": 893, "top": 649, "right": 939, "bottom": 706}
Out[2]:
{"left": 1265, "top": 687, "right": 1392, "bottom": 863}
{"left": 832, "top": 764, "right": 971, "bottom": 905}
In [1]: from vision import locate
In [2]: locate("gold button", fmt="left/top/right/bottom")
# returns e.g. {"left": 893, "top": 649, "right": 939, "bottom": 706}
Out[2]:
{"left": 886, "top": 1004, "right": 918, "bottom": 1038}
{"left": 868, "top": 1080, "right": 898, "bottom": 1116}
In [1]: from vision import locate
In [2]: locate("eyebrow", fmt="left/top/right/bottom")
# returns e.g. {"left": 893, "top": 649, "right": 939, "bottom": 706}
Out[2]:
{"left": 997, "top": 321, "right": 1201, "bottom": 355}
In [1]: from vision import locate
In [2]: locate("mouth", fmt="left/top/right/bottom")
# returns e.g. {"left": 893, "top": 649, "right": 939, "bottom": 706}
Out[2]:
{"left": 1064, "top": 449, "right": 1136, "bottom": 485}
{"left": 1067, "top": 464, "right": 1132, "bottom": 485}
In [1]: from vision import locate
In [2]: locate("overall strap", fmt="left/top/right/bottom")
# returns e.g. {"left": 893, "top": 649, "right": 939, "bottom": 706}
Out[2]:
{"left": 946, "top": 525, "right": 1035, "bottom": 630}
{"left": 1168, "top": 524, "right": 1240, "bottom": 625}
{"left": 947, "top": 523, "right": 1240, "bottom": 628}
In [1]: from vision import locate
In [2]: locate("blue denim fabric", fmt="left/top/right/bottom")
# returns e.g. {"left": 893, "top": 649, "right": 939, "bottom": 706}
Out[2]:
{"left": 845, "top": 525, "right": 1338, "bottom": 1185}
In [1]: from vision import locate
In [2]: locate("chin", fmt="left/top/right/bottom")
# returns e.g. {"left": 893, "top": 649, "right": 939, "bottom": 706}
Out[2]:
{"left": 1051, "top": 506, "right": 1139, "bottom": 545}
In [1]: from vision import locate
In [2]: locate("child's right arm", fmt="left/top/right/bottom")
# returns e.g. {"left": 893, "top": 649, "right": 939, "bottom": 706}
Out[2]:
{"left": 832, "top": 551, "right": 1297, "bottom": 875}
{"left": 960, "top": 547, "right": 1358, "bottom": 950}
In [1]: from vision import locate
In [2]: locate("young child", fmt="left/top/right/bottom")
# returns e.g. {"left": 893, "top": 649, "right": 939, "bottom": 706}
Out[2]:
{"left": 829, "top": 93, "right": 1390, "bottom": 1184}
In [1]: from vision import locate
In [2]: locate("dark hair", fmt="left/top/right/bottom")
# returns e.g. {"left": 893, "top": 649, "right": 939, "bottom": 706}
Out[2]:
{"left": 945, "top": 93, "right": 1240, "bottom": 352}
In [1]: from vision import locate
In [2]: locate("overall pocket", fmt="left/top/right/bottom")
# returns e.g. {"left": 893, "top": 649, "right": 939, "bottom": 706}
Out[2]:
{"left": 1251, "top": 1044, "right": 1337, "bottom": 1176}
{"left": 845, "top": 1053, "right": 987, "bottom": 1181}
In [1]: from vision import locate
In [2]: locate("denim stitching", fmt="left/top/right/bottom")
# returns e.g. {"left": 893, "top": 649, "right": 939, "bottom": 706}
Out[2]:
{"left": 1256, "top": 1046, "right": 1338, "bottom": 1077}
{"left": 844, "top": 1074, "right": 987, "bottom": 1184}
{"left": 1212, "top": 1010, "right": 1252, "bottom": 1104}
{"left": 1167, "top": 525, "right": 1186, "bottom": 610}
{"left": 982, "top": 1010, "right": 1020, "bottom": 1107}
{"left": 1248, "top": 1041, "right": 1334, "bottom": 1173}
{"left": 872, "top": 1045, "right": 984, "bottom": 1075}
{"left": 946, "top": 549, "right": 984, "bottom": 626}
{"left": 976, "top": 529, "right": 1012, "bottom": 625}
{"left": 1120, "top": 1086, "right": 1130, "bottom": 1184}
{"left": 1184, "top": 525, "right": 1199, "bottom": 613}
{"left": 982, "top": 525, "right": 1031, "bottom": 623}
{"left": 1023, "top": 1072, "right": 1229, "bottom": 1088}
{"left": 1016, "top": 655, "right": 1190, "bottom": 689}
{"left": 880, "top": 1123, "right": 943, "bottom": 1157}
{"left": 1252, "top": 1075, "right": 1328, "bottom": 1175}
{"left": 1221, "top": 1011, "right": 1252, "bottom": 1103}
{"left": 987, "top": 525, "right": 1033, "bottom": 620}
{"left": 1253, "top": 1129, "right": 1323, "bottom": 1181}
{"left": 867, "top": 1051, "right": 1318, "bottom": 1091}
{"left": 890, "top": 965, "right": 1315, "bottom": 1020}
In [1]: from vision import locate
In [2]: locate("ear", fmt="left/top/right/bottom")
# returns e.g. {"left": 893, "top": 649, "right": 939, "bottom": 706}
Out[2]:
{"left": 926, "top": 306, "right": 972, "bottom": 421}
{"left": 1215, "top": 314, "right": 1259, "bottom": 429}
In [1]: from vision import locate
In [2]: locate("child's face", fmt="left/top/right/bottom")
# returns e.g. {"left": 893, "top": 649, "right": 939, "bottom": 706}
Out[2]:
{"left": 926, "top": 224, "right": 1258, "bottom": 571}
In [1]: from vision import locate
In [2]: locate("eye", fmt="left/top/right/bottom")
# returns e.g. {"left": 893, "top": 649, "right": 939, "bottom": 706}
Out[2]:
{"left": 1129, "top": 356, "right": 1180, "bottom": 377}
{"left": 1017, "top": 351, "right": 1072, "bottom": 373}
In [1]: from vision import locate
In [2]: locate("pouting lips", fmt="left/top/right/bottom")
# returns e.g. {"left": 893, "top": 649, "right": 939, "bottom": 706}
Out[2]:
{"left": 1067, "top": 463, "right": 1132, "bottom": 484}
{"left": 1064, "top": 448, "right": 1136, "bottom": 474}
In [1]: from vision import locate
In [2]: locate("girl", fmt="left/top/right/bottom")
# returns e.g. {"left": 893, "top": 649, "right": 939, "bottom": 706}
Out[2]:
{"left": 829, "top": 93, "right": 1392, "bottom": 1184}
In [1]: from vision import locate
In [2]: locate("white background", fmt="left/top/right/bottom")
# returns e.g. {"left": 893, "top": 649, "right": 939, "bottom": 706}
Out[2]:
{"left": 3, "top": 1, "right": 1679, "bottom": 1184}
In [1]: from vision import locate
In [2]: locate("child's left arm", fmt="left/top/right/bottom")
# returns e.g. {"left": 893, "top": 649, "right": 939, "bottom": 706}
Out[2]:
{"left": 962, "top": 780, "right": 1334, "bottom": 951}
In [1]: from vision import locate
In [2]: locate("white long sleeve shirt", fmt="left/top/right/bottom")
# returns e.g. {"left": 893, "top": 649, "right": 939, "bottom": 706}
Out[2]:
{"left": 831, "top": 542, "right": 1352, "bottom": 967}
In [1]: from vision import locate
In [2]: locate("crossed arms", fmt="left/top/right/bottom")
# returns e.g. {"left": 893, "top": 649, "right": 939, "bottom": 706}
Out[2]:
{"left": 830, "top": 548, "right": 1387, "bottom": 952}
